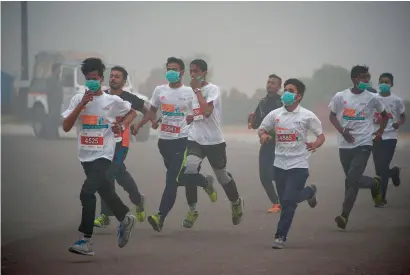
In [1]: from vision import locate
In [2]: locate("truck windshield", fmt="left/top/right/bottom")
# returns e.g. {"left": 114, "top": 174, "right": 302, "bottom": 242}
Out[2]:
{"left": 77, "top": 67, "right": 130, "bottom": 87}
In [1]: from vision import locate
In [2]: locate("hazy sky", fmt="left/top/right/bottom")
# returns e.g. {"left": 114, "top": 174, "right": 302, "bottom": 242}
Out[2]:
{"left": 2, "top": 1, "right": 410, "bottom": 98}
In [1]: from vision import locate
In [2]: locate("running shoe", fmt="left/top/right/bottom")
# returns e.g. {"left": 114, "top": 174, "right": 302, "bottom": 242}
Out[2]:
{"left": 203, "top": 175, "right": 217, "bottom": 202}
{"left": 147, "top": 213, "right": 163, "bottom": 232}
{"left": 335, "top": 215, "right": 348, "bottom": 230}
{"left": 307, "top": 184, "right": 318, "bottom": 208}
{"left": 272, "top": 237, "right": 286, "bottom": 249}
{"left": 375, "top": 202, "right": 387, "bottom": 208}
{"left": 182, "top": 210, "right": 199, "bottom": 228}
{"left": 69, "top": 239, "right": 94, "bottom": 256}
{"left": 391, "top": 166, "right": 401, "bottom": 187}
{"left": 117, "top": 214, "right": 136, "bottom": 248}
{"left": 267, "top": 204, "right": 281, "bottom": 213}
{"left": 135, "top": 194, "right": 146, "bottom": 222}
{"left": 232, "top": 197, "right": 244, "bottom": 225}
{"left": 94, "top": 214, "right": 110, "bottom": 228}
{"left": 371, "top": 177, "right": 383, "bottom": 205}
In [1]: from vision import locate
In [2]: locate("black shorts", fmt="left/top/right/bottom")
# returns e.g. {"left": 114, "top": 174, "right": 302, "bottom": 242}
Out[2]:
{"left": 186, "top": 140, "right": 227, "bottom": 170}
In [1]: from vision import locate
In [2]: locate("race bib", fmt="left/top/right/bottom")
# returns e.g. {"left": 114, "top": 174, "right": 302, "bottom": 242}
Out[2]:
{"left": 160, "top": 121, "right": 181, "bottom": 138}
{"left": 193, "top": 106, "right": 204, "bottom": 121}
{"left": 276, "top": 129, "right": 297, "bottom": 148}
{"left": 80, "top": 131, "right": 104, "bottom": 151}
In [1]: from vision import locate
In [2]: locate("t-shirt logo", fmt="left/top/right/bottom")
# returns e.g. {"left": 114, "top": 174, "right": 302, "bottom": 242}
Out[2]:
{"left": 343, "top": 108, "right": 365, "bottom": 121}
{"left": 82, "top": 115, "right": 109, "bottom": 129}
{"left": 161, "top": 104, "right": 184, "bottom": 117}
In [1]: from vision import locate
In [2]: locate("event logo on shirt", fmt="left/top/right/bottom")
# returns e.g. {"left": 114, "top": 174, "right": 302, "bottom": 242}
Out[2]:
{"left": 81, "top": 115, "right": 109, "bottom": 129}
{"left": 161, "top": 104, "right": 185, "bottom": 117}
{"left": 342, "top": 108, "right": 365, "bottom": 121}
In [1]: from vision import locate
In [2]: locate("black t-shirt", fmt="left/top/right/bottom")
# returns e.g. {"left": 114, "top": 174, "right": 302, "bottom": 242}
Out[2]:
{"left": 252, "top": 93, "right": 283, "bottom": 129}
{"left": 104, "top": 89, "right": 145, "bottom": 112}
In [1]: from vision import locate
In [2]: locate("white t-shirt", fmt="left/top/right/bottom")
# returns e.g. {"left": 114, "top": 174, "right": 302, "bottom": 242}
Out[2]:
{"left": 61, "top": 93, "right": 131, "bottom": 162}
{"left": 329, "top": 89, "right": 385, "bottom": 149}
{"left": 259, "top": 105, "right": 323, "bottom": 170}
{"left": 373, "top": 93, "right": 405, "bottom": 140}
{"left": 188, "top": 83, "right": 225, "bottom": 145}
{"left": 150, "top": 84, "right": 194, "bottom": 140}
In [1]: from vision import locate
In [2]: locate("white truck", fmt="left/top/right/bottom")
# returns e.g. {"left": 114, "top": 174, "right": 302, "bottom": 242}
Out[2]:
{"left": 26, "top": 51, "right": 151, "bottom": 142}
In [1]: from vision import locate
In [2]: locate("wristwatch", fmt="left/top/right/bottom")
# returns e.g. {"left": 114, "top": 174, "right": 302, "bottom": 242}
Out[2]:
{"left": 194, "top": 88, "right": 201, "bottom": 94}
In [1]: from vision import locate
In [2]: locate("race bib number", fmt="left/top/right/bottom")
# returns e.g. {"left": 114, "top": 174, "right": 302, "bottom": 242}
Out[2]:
{"left": 80, "top": 131, "right": 104, "bottom": 151}
{"left": 161, "top": 123, "right": 181, "bottom": 137}
{"left": 193, "top": 107, "right": 204, "bottom": 121}
{"left": 276, "top": 129, "right": 297, "bottom": 148}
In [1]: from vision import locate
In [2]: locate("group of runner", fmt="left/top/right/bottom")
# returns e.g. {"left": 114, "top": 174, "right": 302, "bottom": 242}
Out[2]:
{"left": 62, "top": 57, "right": 405, "bottom": 255}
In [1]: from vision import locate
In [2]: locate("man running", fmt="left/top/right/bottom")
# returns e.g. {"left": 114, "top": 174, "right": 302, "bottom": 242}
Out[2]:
{"left": 258, "top": 78, "right": 324, "bottom": 249}
{"left": 248, "top": 74, "right": 282, "bottom": 213}
{"left": 93, "top": 66, "right": 147, "bottom": 228}
{"left": 372, "top": 72, "right": 405, "bottom": 207}
{"left": 135, "top": 57, "right": 216, "bottom": 232}
{"left": 62, "top": 58, "right": 136, "bottom": 256}
{"left": 329, "top": 65, "right": 387, "bottom": 230}
{"left": 178, "top": 59, "right": 244, "bottom": 228}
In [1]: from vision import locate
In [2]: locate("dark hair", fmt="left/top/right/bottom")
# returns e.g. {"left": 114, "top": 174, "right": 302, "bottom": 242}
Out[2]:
{"left": 350, "top": 65, "right": 369, "bottom": 79}
{"left": 81, "top": 58, "right": 105, "bottom": 77}
{"left": 111, "top": 66, "right": 128, "bottom": 81}
{"left": 191, "top": 59, "right": 208, "bottom": 72}
{"left": 379, "top": 72, "right": 394, "bottom": 85}
{"left": 166, "top": 57, "right": 185, "bottom": 71}
{"left": 284, "top": 78, "right": 306, "bottom": 97}
{"left": 268, "top": 74, "right": 282, "bottom": 84}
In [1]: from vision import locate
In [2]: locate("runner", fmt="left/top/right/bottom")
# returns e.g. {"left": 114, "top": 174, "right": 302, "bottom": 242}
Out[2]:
{"left": 134, "top": 57, "right": 216, "bottom": 232}
{"left": 62, "top": 58, "right": 136, "bottom": 256}
{"left": 372, "top": 72, "right": 405, "bottom": 207}
{"left": 258, "top": 78, "right": 324, "bottom": 249}
{"left": 93, "top": 66, "right": 147, "bottom": 228}
{"left": 248, "top": 74, "right": 282, "bottom": 213}
{"left": 178, "top": 59, "right": 244, "bottom": 228}
{"left": 328, "top": 65, "right": 388, "bottom": 230}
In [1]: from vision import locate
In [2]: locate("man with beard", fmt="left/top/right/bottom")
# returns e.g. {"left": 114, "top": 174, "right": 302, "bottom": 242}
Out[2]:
{"left": 93, "top": 66, "right": 147, "bottom": 228}
{"left": 248, "top": 74, "right": 282, "bottom": 213}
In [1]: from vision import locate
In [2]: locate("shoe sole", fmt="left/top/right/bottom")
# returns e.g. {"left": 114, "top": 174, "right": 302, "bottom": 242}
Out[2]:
{"left": 182, "top": 222, "right": 193, "bottom": 228}
{"left": 68, "top": 247, "right": 95, "bottom": 256}
{"left": 335, "top": 216, "right": 346, "bottom": 230}
{"left": 233, "top": 198, "right": 244, "bottom": 225}
{"left": 272, "top": 244, "right": 284, "bottom": 249}
{"left": 148, "top": 216, "right": 162, "bottom": 232}
{"left": 93, "top": 223, "right": 109, "bottom": 228}
{"left": 118, "top": 215, "right": 136, "bottom": 248}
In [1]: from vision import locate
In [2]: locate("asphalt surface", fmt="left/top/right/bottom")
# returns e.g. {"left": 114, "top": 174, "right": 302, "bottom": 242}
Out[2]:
{"left": 1, "top": 134, "right": 410, "bottom": 275}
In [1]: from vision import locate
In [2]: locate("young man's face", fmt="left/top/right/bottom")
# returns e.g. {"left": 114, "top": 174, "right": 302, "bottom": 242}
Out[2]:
{"left": 85, "top": 70, "right": 103, "bottom": 83}
{"left": 353, "top": 72, "right": 371, "bottom": 86}
{"left": 189, "top": 64, "right": 206, "bottom": 80}
{"left": 379, "top": 76, "right": 392, "bottom": 86}
{"left": 284, "top": 83, "right": 302, "bottom": 103}
{"left": 109, "top": 70, "right": 125, "bottom": 90}
{"left": 167, "top": 62, "right": 181, "bottom": 72}
{"left": 266, "top": 77, "right": 281, "bottom": 93}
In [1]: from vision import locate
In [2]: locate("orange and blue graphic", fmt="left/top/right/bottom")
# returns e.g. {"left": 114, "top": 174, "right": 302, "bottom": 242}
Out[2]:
{"left": 343, "top": 108, "right": 365, "bottom": 121}
{"left": 81, "top": 115, "right": 109, "bottom": 129}
{"left": 161, "top": 104, "right": 185, "bottom": 117}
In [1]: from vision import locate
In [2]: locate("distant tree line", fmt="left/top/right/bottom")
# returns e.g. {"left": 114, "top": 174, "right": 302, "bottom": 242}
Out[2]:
{"left": 137, "top": 55, "right": 410, "bottom": 132}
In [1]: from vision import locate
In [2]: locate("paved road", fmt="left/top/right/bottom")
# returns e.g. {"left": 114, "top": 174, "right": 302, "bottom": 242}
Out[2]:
{"left": 1, "top": 135, "right": 410, "bottom": 275}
